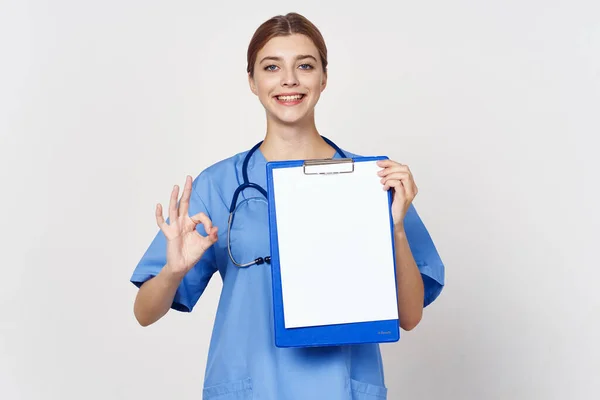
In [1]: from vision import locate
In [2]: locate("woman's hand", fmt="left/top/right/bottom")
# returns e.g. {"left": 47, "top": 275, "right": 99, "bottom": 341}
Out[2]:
{"left": 155, "top": 175, "right": 218, "bottom": 277}
{"left": 377, "top": 159, "right": 418, "bottom": 228}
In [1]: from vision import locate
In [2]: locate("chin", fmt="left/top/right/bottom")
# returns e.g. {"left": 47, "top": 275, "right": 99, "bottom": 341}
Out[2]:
{"left": 264, "top": 104, "right": 304, "bottom": 122}
{"left": 272, "top": 112, "right": 312, "bottom": 126}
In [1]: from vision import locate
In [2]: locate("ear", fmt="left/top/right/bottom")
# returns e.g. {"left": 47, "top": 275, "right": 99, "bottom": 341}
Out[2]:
{"left": 248, "top": 73, "right": 258, "bottom": 96}
{"left": 320, "top": 71, "right": 328, "bottom": 92}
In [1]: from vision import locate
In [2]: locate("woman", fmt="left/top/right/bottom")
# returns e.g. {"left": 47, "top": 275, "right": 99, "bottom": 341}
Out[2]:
{"left": 130, "top": 12, "right": 445, "bottom": 400}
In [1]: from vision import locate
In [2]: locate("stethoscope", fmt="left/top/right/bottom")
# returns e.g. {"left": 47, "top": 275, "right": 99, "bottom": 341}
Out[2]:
{"left": 227, "top": 136, "right": 347, "bottom": 268}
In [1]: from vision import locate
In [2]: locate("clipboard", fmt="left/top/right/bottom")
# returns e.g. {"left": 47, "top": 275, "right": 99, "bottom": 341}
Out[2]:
{"left": 266, "top": 156, "right": 400, "bottom": 348}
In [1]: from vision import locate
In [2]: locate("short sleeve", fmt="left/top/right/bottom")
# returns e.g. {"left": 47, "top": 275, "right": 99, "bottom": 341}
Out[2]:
{"left": 404, "top": 204, "right": 445, "bottom": 307}
{"left": 129, "top": 174, "right": 218, "bottom": 312}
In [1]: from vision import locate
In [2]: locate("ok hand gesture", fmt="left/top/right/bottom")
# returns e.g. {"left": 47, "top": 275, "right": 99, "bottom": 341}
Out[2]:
{"left": 155, "top": 175, "right": 218, "bottom": 277}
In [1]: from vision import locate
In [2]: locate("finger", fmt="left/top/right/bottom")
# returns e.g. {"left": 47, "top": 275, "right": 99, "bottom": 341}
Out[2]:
{"left": 381, "top": 171, "right": 410, "bottom": 181}
{"left": 376, "top": 159, "right": 398, "bottom": 168}
{"left": 190, "top": 211, "right": 213, "bottom": 233}
{"left": 378, "top": 164, "right": 410, "bottom": 177}
{"left": 199, "top": 226, "right": 219, "bottom": 251}
{"left": 382, "top": 171, "right": 417, "bottom": 190}
{"left": 383, "top": 179, "right": 406, "bottom": 193}
{"left": 179, "top": 175, "right": 192, "bottom": 218}
{"left": 208, "top": 226, "right": 219, "bottom": 243}
{"left": 155, "top": 203, "right": 167, "bottom": 231}
{"left": 384, "top": 178, "right": 417, "bottom": 200}
{"left": 169, "top": 184, "right": 180, "bottom": 222}
{"left": 381, "top": 173, "right": 411, "bottom": 188}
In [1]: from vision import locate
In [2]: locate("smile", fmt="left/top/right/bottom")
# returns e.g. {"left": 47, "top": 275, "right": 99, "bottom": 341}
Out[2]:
{"left": 274, "top": 94, "right": 305, "bottom": 105}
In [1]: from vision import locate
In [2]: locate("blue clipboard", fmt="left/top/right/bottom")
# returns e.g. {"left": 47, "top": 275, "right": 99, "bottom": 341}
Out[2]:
{"left": 266, "top": 156, "right": 400, "bottom": 348}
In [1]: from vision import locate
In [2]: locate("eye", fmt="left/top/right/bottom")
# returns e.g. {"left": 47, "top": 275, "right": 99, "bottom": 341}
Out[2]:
{"left": 264, "top": 65, "right": 278, "bottom": 71}
{"left": 299, "top": 63, "right": 314, "bottom": 70}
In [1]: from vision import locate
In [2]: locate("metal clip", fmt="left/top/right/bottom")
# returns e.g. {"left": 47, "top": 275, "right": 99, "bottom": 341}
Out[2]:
{"left": 302, "top": 158, "right": 355, "bottom": 175}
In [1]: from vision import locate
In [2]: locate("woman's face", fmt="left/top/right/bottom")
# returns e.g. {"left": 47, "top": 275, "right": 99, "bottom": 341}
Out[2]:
{"left": 249, "top": 34, "right": 327, "bottom": 126}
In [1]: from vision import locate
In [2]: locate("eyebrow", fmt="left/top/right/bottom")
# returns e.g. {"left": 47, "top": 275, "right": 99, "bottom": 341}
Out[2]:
{"left": 259, "top": 54, "right": 318, "bottom": 64}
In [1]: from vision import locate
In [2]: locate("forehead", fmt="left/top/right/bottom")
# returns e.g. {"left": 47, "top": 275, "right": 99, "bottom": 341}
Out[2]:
{"left": 257, "top": 34, "right": 319, "bottom": 60}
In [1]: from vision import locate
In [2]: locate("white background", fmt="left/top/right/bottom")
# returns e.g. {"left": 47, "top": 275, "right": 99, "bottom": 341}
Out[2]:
{"left": 1, "top": 1, "right": 598, "bottom": 399}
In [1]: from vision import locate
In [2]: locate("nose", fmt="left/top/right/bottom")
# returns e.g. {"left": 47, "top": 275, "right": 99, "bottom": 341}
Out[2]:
{"left": 280, "top": 68, "right": 299, "bottom": 87}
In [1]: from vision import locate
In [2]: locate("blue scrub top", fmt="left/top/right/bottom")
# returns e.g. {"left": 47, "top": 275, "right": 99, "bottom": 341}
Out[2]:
{"left": 130, "top": 147, "right": 445, "bottom": 400}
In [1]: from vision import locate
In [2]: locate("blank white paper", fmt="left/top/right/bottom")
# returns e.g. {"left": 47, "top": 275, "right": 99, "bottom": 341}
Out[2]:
{"left": 271, "top": 159, "right": 399, "bottom": 329}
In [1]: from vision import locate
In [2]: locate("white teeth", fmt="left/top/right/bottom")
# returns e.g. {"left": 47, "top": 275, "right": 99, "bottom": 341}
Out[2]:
{"left": 277, "top": 94, "right": 303, "bottom": 101}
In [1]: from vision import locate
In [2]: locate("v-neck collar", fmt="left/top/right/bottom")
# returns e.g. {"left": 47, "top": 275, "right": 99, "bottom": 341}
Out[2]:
{"left": 252, "top": 147, "right": 343, "bottom": 166}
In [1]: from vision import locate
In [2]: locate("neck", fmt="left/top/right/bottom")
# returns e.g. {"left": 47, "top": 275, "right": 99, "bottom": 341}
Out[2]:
{"left": 259, "top": 114, "right": 336, "bottom": 161}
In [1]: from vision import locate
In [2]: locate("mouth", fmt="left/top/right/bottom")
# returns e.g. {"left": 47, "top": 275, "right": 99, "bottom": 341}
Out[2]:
{"left": 274, "top": 93, "right": 305, "bottom": 106}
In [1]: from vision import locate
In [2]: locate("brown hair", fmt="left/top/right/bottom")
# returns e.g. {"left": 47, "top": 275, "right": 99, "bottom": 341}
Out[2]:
{"left": 246, "top": 12, "right": 328, "bottom": 77}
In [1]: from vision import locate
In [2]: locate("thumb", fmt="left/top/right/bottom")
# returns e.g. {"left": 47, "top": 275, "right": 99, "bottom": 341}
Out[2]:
{"left": 207, "top": 226, "right": 219, "bottom": 243}
{"left": 198, "top": 226, "right": 218, "bottom": 253}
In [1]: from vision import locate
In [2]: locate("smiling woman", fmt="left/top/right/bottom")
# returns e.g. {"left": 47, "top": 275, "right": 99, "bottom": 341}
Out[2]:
{"left": 130, "top": 11, "right": 445, "bottom": 400}
{"left": 248, "top": 33, "right": 329, "bottom": 142}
